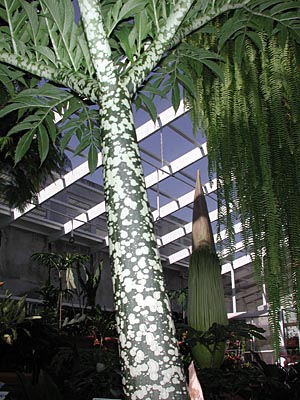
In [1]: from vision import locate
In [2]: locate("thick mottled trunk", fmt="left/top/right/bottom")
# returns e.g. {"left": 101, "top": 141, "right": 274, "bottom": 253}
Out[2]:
{"left": 100, "top": 86, "right": 188, "bottom": 399}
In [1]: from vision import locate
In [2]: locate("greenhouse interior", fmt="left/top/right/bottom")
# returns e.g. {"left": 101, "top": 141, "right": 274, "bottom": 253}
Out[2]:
{"left": 1, "top": 98, "right": 299, "bottom": 397}
{"left": 1, "top": 1, "right": 300, "bottom": 400}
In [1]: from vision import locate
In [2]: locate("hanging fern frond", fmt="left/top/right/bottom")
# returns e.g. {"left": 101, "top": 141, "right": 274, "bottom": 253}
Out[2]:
{"left": 185, "top": 19, "right": 300, "bottom": 357}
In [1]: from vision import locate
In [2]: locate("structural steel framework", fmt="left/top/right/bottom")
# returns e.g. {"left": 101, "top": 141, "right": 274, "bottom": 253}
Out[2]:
{"left": 0, "top": 100, "right": 266, "bottom": 319}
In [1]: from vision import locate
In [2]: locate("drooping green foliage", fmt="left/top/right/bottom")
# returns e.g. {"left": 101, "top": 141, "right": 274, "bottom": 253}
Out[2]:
{"left": 0, "top": 0, "right": 300, "bottom": 395}
{"left": 0, "top": 65, "right": 70, "bottom": 210}
{"left": 1, "top": 0, "right": 299, "bottom": 174}
{"left": 185, "top": 21, "right": 300, "bottom": 356}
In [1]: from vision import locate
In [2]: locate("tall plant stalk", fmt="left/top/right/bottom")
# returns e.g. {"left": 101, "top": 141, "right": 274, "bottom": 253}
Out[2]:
{"left": 188, "top": 170, "right": 228, "bottom": 368}
{"left": 1, "top": 0, "right": 300, "bottom": 396}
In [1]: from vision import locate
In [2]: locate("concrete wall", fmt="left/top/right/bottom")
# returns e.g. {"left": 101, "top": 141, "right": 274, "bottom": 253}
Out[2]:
{"left": 0, "top": 225, "right": 113, "bottom": 305}
{"left": 0, "top": 225, "right": 186, "bottom": 311}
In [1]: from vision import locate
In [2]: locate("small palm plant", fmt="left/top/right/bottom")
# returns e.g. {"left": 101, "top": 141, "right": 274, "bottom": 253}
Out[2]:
{"left": 32, "top": 252, "right": 102, "bottom": 328}
{"left": 0, "top": 291, "right": 27, "bottom": 345}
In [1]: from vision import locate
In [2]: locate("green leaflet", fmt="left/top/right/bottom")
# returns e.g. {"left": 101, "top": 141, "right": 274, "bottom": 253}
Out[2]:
{"left": 38, "top": 124, "right": 50, "bottom": 164}
{"left": 0, "top": 0, "right": 95, "bottom": 76}
{"left": 171, "top": 80, "right": 181, "bottom": 113}
{"left": 0, "top": 84, "right": 73, "bottom": 164}
{"left": 104, "top": 0, "right": 145, "bottom": 37}
{"left": 137, "top": 92, "right": 157, "bottom": 122}
{"left": 14, "top": 130, "right": 34, "bottom": 165}
{"left": 88, "top": 144, "right": 99, "bottom": 174}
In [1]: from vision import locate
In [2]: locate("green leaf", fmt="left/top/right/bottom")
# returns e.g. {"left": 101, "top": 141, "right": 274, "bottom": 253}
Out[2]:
{"left": 139, "top": 93, "right": 157, "bottom": 122}
{"left": 15, "top": 130, "right": 35, "bottom": 164}
{"left": 38, "top": 124, "right": 49, "bottom": 164}
{"left": 257, "top": 0, "right": 286, "bottom": 12}
{"left": 180, "top": 44, "right": 223, "bottom": 61}
{"left": 88, "top": 144, "right": 98, "bottom": 174}
{"left": 201, "top": 60, "right": 224, "bottom": 82}
{"left": 134, "top": 94, "right": 142, "bottom": 111}
{"left": 106, "top": 0, "right": 145, "bottom": 36}
{"left": 270, "top": 1, "right": 300, "bottom": 16}
{"left": 60, "top": 128, "right": 75, "bottom": 152}
{"left": 119, "top": 0, "right": 145, "bottom": 20}
{"left": 177, "top": 72, "right": 196, "bottom": 98}
{"left": 45, "top": 114, "right": 57, "bottom": 142}
{"left": 32, "top": 45, "right": 56, "bottom": 64}
{"left": 171, "top": 81, "right": 180, "bottom": 113}
{"left": 246, "top": 31, "right": 263, "bottom": 50}
{"left": 234, "top": 34, "right": 245, "bottom": 65}
{"left": 0, "top": 102, "right": 31, "bottom": 118}
{"left": 8, "top": 119, "right": 39, "bottom": 135}
{"left": 77, "top": 31, "right": 94, "bottom": 76}
{"left": 277, "top": 26, "right": 288, "bottom": 48}
{"left": 20, "top": 0, "right": 39, "bottom": 41}
{"left": 59, "top": 98, "right": 82, "bottom": 123}
{"left": 115, "top": 26, "right": 135, "bottom": 61}
{"left": 219, "top": 20, "right": 248, "bottom": 50}
{"left": 135, "top": 10, "right": 151, "bottom": 55}
{"left": 73, "top": 136, "right": 90, "bottom": 156}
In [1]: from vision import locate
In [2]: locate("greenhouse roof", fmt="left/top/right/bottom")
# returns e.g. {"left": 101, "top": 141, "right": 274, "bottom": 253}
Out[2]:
{"left": 0, "top": 99, "right": 266, "bottom": 318}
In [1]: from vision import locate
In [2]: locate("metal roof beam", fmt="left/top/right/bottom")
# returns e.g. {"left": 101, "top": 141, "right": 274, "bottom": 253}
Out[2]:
{"left": 50, "top": 143, "right": 208, "bottom": 240}
{"left": 8, "top": 101, "right": 188, "bottom": 223}
{"left": 167, "top": 234, "right": 247, "bottom": 267}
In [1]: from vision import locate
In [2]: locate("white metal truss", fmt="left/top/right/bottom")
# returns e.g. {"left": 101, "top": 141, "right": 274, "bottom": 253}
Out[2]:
{"left": 166, "top": 223, "right": 244, "bottom": 266}
{"left": 49, "top": 143, "right": 208, "bottom": 241}
{"left": 0, "top": 96, "right": 265, "bottom": 317}
{"left": 10, "top": 100, "right": 188, "bottom": 222}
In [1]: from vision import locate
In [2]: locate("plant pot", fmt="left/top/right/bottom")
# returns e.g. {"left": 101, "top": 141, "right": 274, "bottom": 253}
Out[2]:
{"left": 287, "top": 337, "right": 299, "bottom": 348}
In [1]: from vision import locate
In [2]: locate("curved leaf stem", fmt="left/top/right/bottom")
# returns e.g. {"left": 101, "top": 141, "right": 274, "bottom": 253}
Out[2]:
{"left": 0, "top": 51, "right": 100, "bottom": 103}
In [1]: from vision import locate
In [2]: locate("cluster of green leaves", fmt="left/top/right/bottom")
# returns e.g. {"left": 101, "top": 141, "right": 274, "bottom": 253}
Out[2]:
{"left": 0, "top": 0, "right": 229, "bottom": 183}
{"left": 217, "top": 1, "right": 300, "bottom": 57}
{"left": 0, "top": 0, "right": 102, "bottom": 178}
{"left": 1, "top": 0, "right": 297, "bottom": 177}
{"left": 49, "top": 344, "right": 123, "bottom": 400}
{"left": 169, "top": 287, "right": 189, "bottom": 314}
{"left": 0, "top": 64, "right": 70, "bottom": 210}
{"left": 0, "top": 291, "right": 27, "bottom": 345}
{"left": 32, "top": 252, "right": 103, "bottom": 317}
{"left": 184, "top": 7, "right": 300, "bottom": 357}
{"left": 75, "top": 258, "right": 102, "bottom": 309}
{"left": 0, "top": 0, "right": 94, "bottom": 74}
{"left": 0, "top": 70, "right": 101, "bottom": 174}
{"left": 135, "top": 0, "right": 300, "bottom": 120}
{"left": 0, "top": 81, "right": 71, "bottom": 164}
{"left": 135, "top": 43, "right": 223, "bottom": 121}
{"left": 188, "top": 321, "right": 266, "bottom": 355}
{"left": 196, "top": 362, "right": 293, "bottom": 400}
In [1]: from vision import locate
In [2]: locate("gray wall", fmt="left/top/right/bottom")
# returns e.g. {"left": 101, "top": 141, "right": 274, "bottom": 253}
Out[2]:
{"left": 0, "top": 226, "right": 186, "bottom": 311}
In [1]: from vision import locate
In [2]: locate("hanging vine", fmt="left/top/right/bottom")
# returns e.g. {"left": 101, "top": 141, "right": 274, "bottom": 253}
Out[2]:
{"left": 184, "top": 24, "right": 300, "bottom": 355}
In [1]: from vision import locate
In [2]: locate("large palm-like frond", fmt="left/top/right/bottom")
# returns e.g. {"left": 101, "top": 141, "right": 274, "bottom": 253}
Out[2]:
{"left": 0, "top": 67, "right": 70, "bottom": 211}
